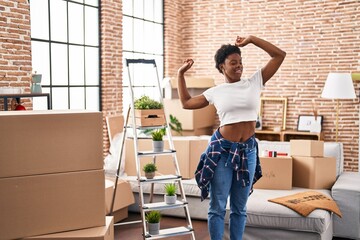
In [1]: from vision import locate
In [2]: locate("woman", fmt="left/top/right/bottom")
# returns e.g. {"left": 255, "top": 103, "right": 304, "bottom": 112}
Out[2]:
{"left": 177, "top": 35, "right": 286, "bottom": 240}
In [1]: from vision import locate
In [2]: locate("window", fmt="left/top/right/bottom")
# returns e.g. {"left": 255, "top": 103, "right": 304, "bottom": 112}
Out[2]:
{"left": 30, "top": 0, "right": 100, "bottom": 110}
{"left": 122, "top": 0, "right": 164, "bottom": 115}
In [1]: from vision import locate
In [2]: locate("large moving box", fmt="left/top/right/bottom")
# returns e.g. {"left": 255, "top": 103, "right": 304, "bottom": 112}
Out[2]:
{"left": 254, "top": 157, "right": 293, "bottom": 190}
{"left": 292, "top": 156, "right": 336, "bottom": 189}
{"left": 163, "top": 77, "right": 215, "bottom": 99}
{"left": 105, "top": 178, "right": 135, "bottom": 223}
{"left": 164, "top": 99, "right": 216, "bottom": 132}
{"left": 0, "top": 170, "right": 106, "bottom": 240}
{"left": 125, "top": 137, "right": 209, "bottom": 179}
{"left": 0, "top": 110, "right": 103, "bottom": 178}
{"left": 24, "top": 216, "right": 114, "bottom": 240}
{"left": 290, "top": 140, "right": 324, "bottom": 157}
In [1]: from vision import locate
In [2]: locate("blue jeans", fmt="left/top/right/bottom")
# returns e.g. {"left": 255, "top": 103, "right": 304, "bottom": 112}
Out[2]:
{"left": 208, "top": 145, "right": 257, "bottom": 240}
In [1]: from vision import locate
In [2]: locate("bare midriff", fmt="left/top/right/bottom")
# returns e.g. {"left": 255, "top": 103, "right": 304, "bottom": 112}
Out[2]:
{"left": 219, "top": 121, "right": 256, "bottom": 142}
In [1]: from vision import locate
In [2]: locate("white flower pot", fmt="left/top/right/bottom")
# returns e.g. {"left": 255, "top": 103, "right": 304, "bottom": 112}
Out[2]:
{"left": 164, "top": 194, "right": 177, "bottom": 204}
{"left": 145, "top": 171, "right": 155, "bottom": 179}
{"left": 148, "top": 222, "right": 160, "bottom": 235}
{"left": 152, "top": 140, "right": 164, "bottom": 152}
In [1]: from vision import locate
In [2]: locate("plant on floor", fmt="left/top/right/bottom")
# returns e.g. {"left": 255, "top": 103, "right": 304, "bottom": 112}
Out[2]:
{"left": 169, "top": 114, "right": 182, "bottom": 135}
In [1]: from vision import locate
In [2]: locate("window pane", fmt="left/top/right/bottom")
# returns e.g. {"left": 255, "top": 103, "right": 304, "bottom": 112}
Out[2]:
{"left": 133, "top": 19, "right": 144, "bottom": 52}
{"left": 154, "top": 0, "right": 163, "bottom": 23}
{"left": 122, "top": 16, "right": 133, "bottom": 51}
{"left": 52, "top": 87, "right": 69, "bottom": 109}
{"left": 153, "top": 23, "right": 163, "bottom": 55}
{"left": 84, "top": 0, "right": 98, "bottom": 7}
{"left": 51, "top": 43, "right": 68, "bottom": 85}
{"left": 143, "top": 21, "right": 154, "bottom": 54}
{"left": 69, "top": 2, "right": 84, "bottom": 44}
{"left": 30, "top": 0, "right": 49, "bottom": 40}
{"left": 144, "top": 0, "right": 154, "bottom": 21}
{"left": 50, "top": 0, "right": 67, "bottom": 42}
{"left": 85, "top": 47, "right": 99, "bottom": 85}
{"left": 133, "top": 0, "right": 143, "bottom": 19}
{"left": 123, "top": 0, "right": 132, "bottom": 15}
{"left": 122, "top": 52, "right": 134, "bottom": 87}
{"left": 69, "top": 45, "right": 84, "bottom": 85}
{"left": 70, "top": 87, "right": 85, "bottom": 109}
{"left": 72, "top": 0, "right": 83, "bottom": 3}
{"left": 31, "top": 41, "right": 50, "bottom": 85}
{"left": 85, "top": 6, "right": 99, "bottom": 46}
{"left": 86, "top": 87, "right": 99, "bottom": 110}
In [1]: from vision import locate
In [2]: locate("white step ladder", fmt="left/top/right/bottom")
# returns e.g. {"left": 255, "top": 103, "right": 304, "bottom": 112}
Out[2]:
{"left": 110, "top": 59, "right": 196, "bottom": 240}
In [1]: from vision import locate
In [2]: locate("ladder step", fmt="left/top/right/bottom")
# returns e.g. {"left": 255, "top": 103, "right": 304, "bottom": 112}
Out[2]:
{"left": 139, "top": 174, "right": 181, "bottom": 183}
{"left": 138, "top": 149, "right": 176, "bottom": 157}
{"left": 145, "top": 226, "right": 194, "bottom": 239}
{"left": 143, "top": 200, "right": 188, "bottom": 211}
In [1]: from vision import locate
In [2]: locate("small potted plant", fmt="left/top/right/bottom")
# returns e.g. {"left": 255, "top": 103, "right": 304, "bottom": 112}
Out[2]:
{"left": 164, "top": 183, "right": 177, "bottom": 204}
{"left": 143, "top": 163, "right": 157, "bottom": 179}
{"left": 145, "top": 210, "right": 161, "bottom": 235}
{"left": 151, "top": 129, "right": 165, "bottom": 152}
{"left": 134, "top": 95, "right": 165, "bottom": 127}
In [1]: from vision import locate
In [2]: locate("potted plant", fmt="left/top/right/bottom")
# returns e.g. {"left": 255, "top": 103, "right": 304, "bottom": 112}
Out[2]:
{"left": 143, "top": 163, "right": 157, "bottom": 179}
{"left": 151, "top": 129, "right": 165, "bottom": 152}
{"left": 164, "top": 183, "right": 177, "bottom": 204}
{"left": 145, "top": 210, "right": 161, "bottom": 235}
{"left": 134, "top": 95, "right": 166, "bottom": 127}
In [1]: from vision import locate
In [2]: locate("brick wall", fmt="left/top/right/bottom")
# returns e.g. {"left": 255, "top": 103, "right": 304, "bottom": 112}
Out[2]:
{"left": 0, "top": 0, "right": 31, "bottom": 109}
{"left": 164, "top": 0, "right": 360, "bottom": 171}
{"left": 100, "top": 0, "right": 123, "bottom": 154}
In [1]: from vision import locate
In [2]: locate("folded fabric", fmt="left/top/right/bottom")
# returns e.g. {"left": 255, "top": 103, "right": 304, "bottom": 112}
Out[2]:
{"left": 268, "top": 191, "right": 342, "bottom": 217}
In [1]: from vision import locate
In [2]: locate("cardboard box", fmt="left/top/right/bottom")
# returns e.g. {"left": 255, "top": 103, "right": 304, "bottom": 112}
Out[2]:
{"left": 254, "top": 157, "right": 293, "bottom": 190}
{"left": 0, "top": 110, "right": 103, "bottom": 178}
{"left": 290, "top": 140, "right": 324, "bottom": 157}
{"left": 172, "top": 127, "right": 214, "bottom": 136}
{"left": 163, "top": 99, "right": 216, "bottom": 130}
{"left": 163, "top": 77, "right": 215, "bottom": 99}
{"left": 0, "top": 170, "right": 106, "bottom": 240}
{"left": 133, "top": 109, "right": 166, "bottom": 127}
{"left": 24, "top": 216, "right": 114, "bottom": 240}
{"left": 125, "top": 137, "right": 209, "bottom": 179}
{"left": 292, "top": 156, "right": 336, "bottom": 189}
{"left": 105, "top": 178, "right": 135, "bottom": 223}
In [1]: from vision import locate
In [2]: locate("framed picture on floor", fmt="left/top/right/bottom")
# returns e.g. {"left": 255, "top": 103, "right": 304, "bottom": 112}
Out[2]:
{"left": 297, "top": 115, "right": 323, "bottom": 132}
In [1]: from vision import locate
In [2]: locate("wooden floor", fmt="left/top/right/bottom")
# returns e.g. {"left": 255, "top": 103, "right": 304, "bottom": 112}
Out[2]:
{"left": 114, "top": 212, "right": 351, "bottom": 240}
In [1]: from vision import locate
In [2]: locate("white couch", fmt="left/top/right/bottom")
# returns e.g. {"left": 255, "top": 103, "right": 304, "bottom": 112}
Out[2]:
{"left": 126, "top": 140, "right": 355, "bottom": 240}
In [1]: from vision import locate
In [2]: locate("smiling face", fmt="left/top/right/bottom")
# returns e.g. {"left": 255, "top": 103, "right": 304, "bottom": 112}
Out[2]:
{"left": 220, "top": 53, "right": 243, "bottom": 83}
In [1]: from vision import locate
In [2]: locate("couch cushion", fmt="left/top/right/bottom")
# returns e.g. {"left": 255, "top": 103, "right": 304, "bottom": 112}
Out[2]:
{"left": 244, "top": 188, "right": 332, "bottom": 234}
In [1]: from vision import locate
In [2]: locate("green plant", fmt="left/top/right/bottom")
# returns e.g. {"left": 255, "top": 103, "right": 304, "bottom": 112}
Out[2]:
{"left": 134, "top": 95, "right": 163, "bottom": 109}
{"left": 164, "top": 183, "right": 177, "bottom": 196}
{"left": 169, "top": 114, "right": 182, "bottom": 135}
{"left": 143, "top": 163, "right": 157, "bottom": 173}
{"left": 145, "top": 210, "right": 161, "bottom": 223}
{"left": 151, "top": 129, "right": 165, "bottom": 141}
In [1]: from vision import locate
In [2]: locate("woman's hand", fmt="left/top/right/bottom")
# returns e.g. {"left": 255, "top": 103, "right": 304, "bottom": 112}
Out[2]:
{"left": 178, "top": 59, "right": 194, "bottom": 75}
{"left": 235, "top": 35, "right": 252, "bottom": 47}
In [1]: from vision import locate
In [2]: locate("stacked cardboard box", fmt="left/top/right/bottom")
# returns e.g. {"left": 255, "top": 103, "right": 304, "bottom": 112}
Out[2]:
{"left": 163, "top": 77, "right": 216, "bottom": 136}
{"left": 254, "top": 156, "right": 293, "bottom": 190}
{"left": 291, "top": 140, "right": 336, "bottom": 189}
{"left": 125, "top": 136, "right": 209, "bottom": 179}
{"left": 0, "top": 110, "right": 107, "bottom": 240}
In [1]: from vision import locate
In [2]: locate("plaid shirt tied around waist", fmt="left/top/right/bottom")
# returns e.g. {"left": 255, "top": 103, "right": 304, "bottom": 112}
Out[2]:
{"left": 195, "top": 130, "right": 262, "bottom": 201}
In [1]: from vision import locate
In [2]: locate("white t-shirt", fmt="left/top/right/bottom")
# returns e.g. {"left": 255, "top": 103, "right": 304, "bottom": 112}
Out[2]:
{"left": 203, "top": 70, "right": 263, "bottom": 127}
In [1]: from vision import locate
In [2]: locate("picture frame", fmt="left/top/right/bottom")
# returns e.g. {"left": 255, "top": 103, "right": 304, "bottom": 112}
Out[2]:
{"left": 259, "top": 97, "right": 287, "bottom": 130}
{"left": 297, "top": 115, "right": 323, "bottom": 132}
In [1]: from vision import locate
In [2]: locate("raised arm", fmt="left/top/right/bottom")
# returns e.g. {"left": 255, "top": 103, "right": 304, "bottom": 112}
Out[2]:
{"left": 177, "top": 59, "right": 209, "bottom": 110}
{"left": 235, "top": 35, "right": 286, "bottom": 85}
